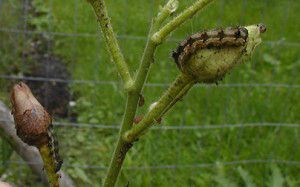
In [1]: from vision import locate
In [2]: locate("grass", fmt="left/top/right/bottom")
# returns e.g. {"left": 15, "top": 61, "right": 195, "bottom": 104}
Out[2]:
{"left": 1, "top": 0, "right": 300, "bottom": 186}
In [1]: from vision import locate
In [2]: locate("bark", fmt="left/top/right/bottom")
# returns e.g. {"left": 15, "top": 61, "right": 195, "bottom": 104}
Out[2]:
{"left": 0, "top": 100, "right": 75, "bottom": 187}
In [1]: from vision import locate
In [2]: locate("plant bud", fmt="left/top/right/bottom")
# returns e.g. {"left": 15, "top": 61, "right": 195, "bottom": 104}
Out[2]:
{"left": 10, "top": 82, "right": 51, "bottom": 147}
{"left": 172, "top": 24, "right": 266, "bottom": 83}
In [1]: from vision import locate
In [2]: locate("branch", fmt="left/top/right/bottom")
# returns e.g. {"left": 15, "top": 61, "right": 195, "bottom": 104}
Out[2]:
{"left": 134, "top": 0, "right": 214, "bottom": 95}
{"left": 134, "top": 0, "right": 181, "bottom": 93}
{"left": 153, "top": 0, "right": 179, "bottom": 29}
{"left": 159, "top": 81, "right": 195, "bottom": 118}
{"left": 88, "top": 0, "right": 133, "bottom": 90}
{"left": 102, "top": 1, "right": 182, "bottom": 186}
{"left": 0, "top": 101, "right": 75, "bottom": 187}
{"left": 124, "top": 73, "right": 193, "bottom": 142}
{"left": 102, "top": 94, "right": 137, "bottom": 187}
{"left": 100, "top": 0, "right": 214, "bottom": 185}
{"left": 152, "top": 0, "right": 215, "bottom": 44}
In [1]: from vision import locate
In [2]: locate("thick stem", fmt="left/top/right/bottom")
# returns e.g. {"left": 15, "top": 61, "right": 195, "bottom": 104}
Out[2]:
{"left": 88, "top": 0, "right": 133, "bottom": 90}
{"left": 98, "top": 0, "right": 212, "bottom": 185}
{"left": 39, "top": 144, "right": 60, "bottom": 187}
{"left": 103, "top": 93, "right": 139, "bottom": 187}
{"left": 134, "top": 0, "right": 179, "bottom": 92}
{"left": 152, "top": 0, "right": 215, "bottom": 44}
{"left": 159, "top": 80, "right": 195, "bottom": 118}
{"left": 102, "top": 1, "right": 178, "bottom": 183}
{"left": 124, "top": 74, "right": 193, "bottom": 142}
{"left": 134, "top": 39, "right": 157, "bottom": 92}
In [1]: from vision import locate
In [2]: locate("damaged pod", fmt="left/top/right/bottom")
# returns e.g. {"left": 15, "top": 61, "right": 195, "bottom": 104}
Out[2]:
{"left": 11, "top": 82, "right": 63, "bottom": 173}
{"left": 172, "top": 24, "right": 266, "bottom": 83}
{"left": 11, "top": 82, "right": 52, "bottom": 147}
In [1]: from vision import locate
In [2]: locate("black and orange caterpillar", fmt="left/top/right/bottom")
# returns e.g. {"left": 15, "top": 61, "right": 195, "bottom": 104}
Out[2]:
{"left": 172, "top": 24, "right": 267, "bottom": 70}
{"left": 47, "top": 124, "right": 63, "bottom": 173}
{"left": 172, "top": 26, "right": 249, "bottom": 69}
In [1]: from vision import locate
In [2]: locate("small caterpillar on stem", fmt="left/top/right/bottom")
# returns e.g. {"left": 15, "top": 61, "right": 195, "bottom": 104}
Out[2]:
{"left": 47, "top": 125, "right": 63, "bottom": 173}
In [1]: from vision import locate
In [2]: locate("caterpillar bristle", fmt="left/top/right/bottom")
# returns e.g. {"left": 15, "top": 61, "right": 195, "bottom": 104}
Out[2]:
{"left": 46, "top": 126, "right": 63, "bottom": 173}
{"left": 55, "top": 160, "right": 63, "bottom": 173}
{"left": 173, "top": 26, "right": 249, "bottom": 68}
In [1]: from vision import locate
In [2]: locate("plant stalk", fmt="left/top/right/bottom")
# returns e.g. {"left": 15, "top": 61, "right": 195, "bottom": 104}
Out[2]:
{"left": 152, "top": 0, "right": 215, "bottom": 44}
{"left": 124, "top": 73, "right": 193, "bottom": 142}
{"left": 159, "top": 80, "right": 195, "bottom": 118}
{"left": 102, "top": 1, "right": 178, "bottom": 185}
{"left": 39, "top": 144, "right": 60, "bottom": 187}
{"left": 88, "top": 0, "right": 133, "bottom": 90}
{"left": 103, "top": 93, "right": 139, "bottom": 187}
{"left": 90, "top": 0, "right": 214, "bottom": 186}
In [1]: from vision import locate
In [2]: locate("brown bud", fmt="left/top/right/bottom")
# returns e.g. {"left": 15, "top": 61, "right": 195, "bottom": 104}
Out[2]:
{"left": 138, "top": 94, "right": 145, "bottom": 107}
{"left": 133, "top": 115, "right": 144, "bottom": 124}
{"left": 10, "top": 82, "right": 51, "bottom": 147}
{"left": 156, "top": 118, "right": 162, "bottom": 124}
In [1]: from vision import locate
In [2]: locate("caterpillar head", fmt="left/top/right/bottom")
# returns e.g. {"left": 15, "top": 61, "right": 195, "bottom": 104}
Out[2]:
{"left": 244, "top": 23, "right": 266, "bottom": 57}
{"left": 174, "top": 24, "right": 266, "bottom": 83}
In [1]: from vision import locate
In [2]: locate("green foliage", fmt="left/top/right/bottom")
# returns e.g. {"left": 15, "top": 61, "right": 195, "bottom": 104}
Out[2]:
{"left": 237, "top": 166, "right": 256, "bottom": 187}
{"left": 214, "top": 162, "right": 238, "bottom": 187}
{"left": 29, "top": 0, "right": 51, "bottom": 31}
{"left": 0, "top": 0, "right": 300, "bottom": 186}
{"left": 0, "top": 139, "right": 13, "bottom": 175}
{"left": 269, "top": 164, "right": 285, "bottom": 187}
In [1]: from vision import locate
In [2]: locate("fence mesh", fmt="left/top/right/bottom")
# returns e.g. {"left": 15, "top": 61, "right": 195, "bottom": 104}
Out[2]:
{"left": 0, "top": 0, "right": 300, "bottom": 186}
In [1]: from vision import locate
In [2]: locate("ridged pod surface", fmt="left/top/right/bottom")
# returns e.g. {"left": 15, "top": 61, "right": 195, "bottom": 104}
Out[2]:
{"left": 172, "top": 24, "right": 266, "bottom": 83}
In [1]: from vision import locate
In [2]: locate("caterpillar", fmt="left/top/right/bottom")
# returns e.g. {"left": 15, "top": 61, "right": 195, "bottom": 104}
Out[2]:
{"left": 172, "top": 26, "right": 249, "bottom": 70}
{"left": 47, "top": 124, "right": 63, "bottom": 173}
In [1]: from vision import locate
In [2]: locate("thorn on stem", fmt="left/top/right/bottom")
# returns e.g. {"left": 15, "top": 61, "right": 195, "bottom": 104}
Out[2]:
{"left": 138, "top": 94, "right": 145, "bottom": 107}
{"left": 156, "top": 118, "right": 162, "bottom": 124}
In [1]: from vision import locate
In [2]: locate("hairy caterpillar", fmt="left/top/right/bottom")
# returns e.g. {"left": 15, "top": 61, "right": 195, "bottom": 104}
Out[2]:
{"left": 172, "top": 24, "right": 266, "bottom": 83}
{"left": 47, "top": 124, "right": 63, "bottom": 173}
{"left": 172, "top": 24, "right": 266, "bottom": 69}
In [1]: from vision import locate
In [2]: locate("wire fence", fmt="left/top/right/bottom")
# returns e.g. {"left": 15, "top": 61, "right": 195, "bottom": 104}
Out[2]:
{"left": 1, "top": 0, "right": 300, "bottom": 185}
{"left": 5, "top": 159, "right": 300, "bottom": 171}
{"left": 0, "top": 118, "right": 300, "bottom": 130}
{"left": 1, "top": 74, "right": 300, "bottom": 88}
{"left": 1, "top": 27, "right": 300, "bottom": 47}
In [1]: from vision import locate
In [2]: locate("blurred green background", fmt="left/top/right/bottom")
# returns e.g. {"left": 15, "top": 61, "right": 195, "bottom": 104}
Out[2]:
{"left": 0, "top": 0, "right": 300, "bottom": 186}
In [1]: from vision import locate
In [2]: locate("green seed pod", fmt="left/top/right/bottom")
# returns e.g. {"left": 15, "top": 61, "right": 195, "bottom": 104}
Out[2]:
{"left": 172, "top": 24, "right": 266, "bottom": 83}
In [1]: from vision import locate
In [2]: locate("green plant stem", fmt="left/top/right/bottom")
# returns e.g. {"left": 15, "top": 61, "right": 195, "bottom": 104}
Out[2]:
{"left": 124, "top": 73, "right": 193, "bottom": 142}
{"left": 102, "top": 20, "right": 159, "bottom": 187}
{"left": 92, "top": 0, "right": 213, "bottom": 186}
{"left": 103, "top": 92, "right": 138, "bottom": 187}
{"left": 154, "top": 0, "right": 178, "bottom": 28}
{"left": 39, "top": 144, "right": 60, "bottom": 187}
{"left": 159, "top": 80, "right": 195, "bottom": 118}
{"left": 88, "top": 0, "right": 133, "bottom": 89}
{"left": 135, "top": 0, "right": 215, "bottom": 91}
{"left": 152, "top": 0, "right": 215, "bottom": 44}
{"left": 104, "top": 74, "right": 193, "bottom": 187}
{"left": 103, "top": 1, "right": 180, "bottom": 185}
